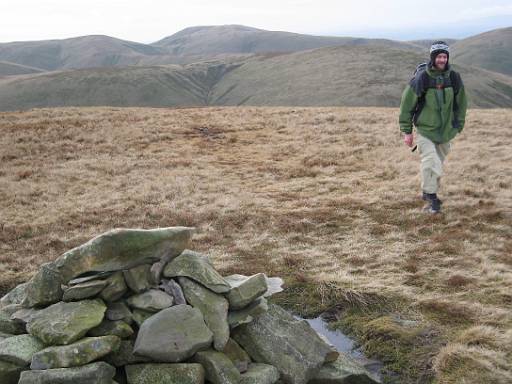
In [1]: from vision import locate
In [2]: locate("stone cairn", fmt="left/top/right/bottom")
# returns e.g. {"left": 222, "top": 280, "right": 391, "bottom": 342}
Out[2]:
{"left": 0, "top": 227, "right": 379, "bottom": 384}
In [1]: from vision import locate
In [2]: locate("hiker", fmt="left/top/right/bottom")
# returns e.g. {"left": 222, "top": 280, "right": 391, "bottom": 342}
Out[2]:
{"left": 398, "top": 41, "right": 468, "bottom": 213}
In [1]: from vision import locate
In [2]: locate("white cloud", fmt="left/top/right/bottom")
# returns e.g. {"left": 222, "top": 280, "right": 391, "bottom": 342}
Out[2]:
{"left": 0, "top": 0, "right": 510, "bottom": 43}
{"left": 455, "top": 4, "right": 512, "bottom": 21}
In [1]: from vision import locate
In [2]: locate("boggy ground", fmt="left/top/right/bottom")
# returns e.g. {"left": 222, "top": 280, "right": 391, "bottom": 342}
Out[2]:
{"left": 0, "top": 106, "right": 511, "bottom": 383}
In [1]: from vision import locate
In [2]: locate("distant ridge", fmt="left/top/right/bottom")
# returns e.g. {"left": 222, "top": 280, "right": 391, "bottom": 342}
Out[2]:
{"left": 0, "top": 25, "right": 511, "bottom": 111}
{"left": 0, "top": 35, "right": 169, "bottom": 71}
{"left": 152, "top": 24, "right": 421, "bottom": 55}
{"left": 1, "top": 44, "right": 511, "bottom": 111}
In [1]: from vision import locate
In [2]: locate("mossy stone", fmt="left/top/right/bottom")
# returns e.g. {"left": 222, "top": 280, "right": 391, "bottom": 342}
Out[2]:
{"left": 224, "top": 274, "right": 268, "bottom": 310}
{"left": 30, "top": 336, "right": 121, "bottom": 370}
{"left": 0, "top": 334, "right": 45, "bottom": 366}
{"left": 179, "top": 277, "right": 229, "bottom": 351}
{"left": 125, "top": 363, "right": 205, "bottom": 384}
{"left": 240, "top": 363, "right": 280, "bottom": 384}
{"left": 27, "top": 299, "right": 106, "bottom": 345}
{"left": 163, "top": 250, "right": 230, "bottom": 293}
{"left": 63, "top": 279, "right": 108, "bottom": 301}
{"left": 133, "top": 305, "right": 213, "bottom": 362}
{"left": 18, "top": 361, "right": 116, "bottom": 384}
{"left": 88, "top": 320, "right": 134, "bottom": 339}
{"left": 192, "top": 350, "right": 240, "bottom": 384}
{"left": 54, "top": 227, "right": 194, "bottom": 283}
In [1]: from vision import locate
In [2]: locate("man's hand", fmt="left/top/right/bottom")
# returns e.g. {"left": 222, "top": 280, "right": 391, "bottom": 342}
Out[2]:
{"left": 403, "top": 133, "right": 413, "bottom": 147}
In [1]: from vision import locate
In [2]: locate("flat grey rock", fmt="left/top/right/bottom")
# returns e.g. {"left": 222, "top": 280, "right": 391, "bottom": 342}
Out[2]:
{"left": 54, "top": 227, "right": 194, "bottom": 283}
{"left": 31, "top": 336, "right": 121, "bottom": 370}
{"left": 126, "top": 289, "right": 173, "bottom": 312}
{"left": 0, "top": 334, "right": 45, "bottom": 366}
{"left": 134, "top": 305, "right": 213, "bottom": 362}
{"left": 232, "top": 304, "right": 337, "bottom": 384}
{"left": 62, "top": 279, "right": 108, "bottom": 301}
{"left": 163, "top": 250, "right": 230, "bottom": 293}
{"left": 125, "top": 363, "right": 205, "bottom": 384}
{"left": 224, "top": 273, "right": 268, "bottom": 310}
{"left": 27, "top": 299, "right": 106, "bottom": 345}
{"left": 18, "top": 361, "right": 116, "bottom": 384}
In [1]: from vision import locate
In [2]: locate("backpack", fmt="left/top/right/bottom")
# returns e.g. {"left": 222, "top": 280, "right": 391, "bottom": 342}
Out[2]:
{"left": 410, "top": 62, "right": 462, "bottom": 126}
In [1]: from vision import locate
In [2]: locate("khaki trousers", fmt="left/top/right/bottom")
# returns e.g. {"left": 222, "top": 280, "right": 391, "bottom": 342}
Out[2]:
{"left": 417, "top": 133, "right": 451, "bottom": 194}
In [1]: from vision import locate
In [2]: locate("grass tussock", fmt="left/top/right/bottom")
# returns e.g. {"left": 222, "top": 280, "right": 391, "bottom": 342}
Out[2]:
{"left": 1, "top": 106, "right": 511, "bottom": 382}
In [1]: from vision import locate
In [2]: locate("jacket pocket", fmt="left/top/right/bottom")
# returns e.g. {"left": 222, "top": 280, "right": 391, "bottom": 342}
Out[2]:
{"left": 417, "top": 106, "right": 438, "bottom": 130}
{"left": 416, "top": 90, "right": 440, "bottom": 130}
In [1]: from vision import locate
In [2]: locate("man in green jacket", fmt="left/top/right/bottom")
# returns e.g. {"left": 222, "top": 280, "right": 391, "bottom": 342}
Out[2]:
{"left": 399, "top": 41, "right": 468, "bottom": 213}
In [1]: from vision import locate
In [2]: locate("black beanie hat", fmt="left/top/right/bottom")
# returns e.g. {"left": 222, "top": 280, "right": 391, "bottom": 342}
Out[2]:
{"left": 430, "top": 41, "right": 450, "bottom": 65}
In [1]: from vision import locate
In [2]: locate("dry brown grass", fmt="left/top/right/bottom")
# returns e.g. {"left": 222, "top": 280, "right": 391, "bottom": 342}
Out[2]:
{"left": 1, "top": 106, "right": 511, "bottom": 382}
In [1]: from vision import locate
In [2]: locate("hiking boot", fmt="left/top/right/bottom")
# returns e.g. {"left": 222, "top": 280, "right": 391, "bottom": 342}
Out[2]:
{"left": 422, "top": 192, "right": 442, "bottom": 214}
{"left": 422, "top": 192, "right": 443, "bottom": 204}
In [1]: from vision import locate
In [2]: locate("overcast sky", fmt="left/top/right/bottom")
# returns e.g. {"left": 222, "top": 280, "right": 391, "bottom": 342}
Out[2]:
{"left": 1, "top": 0, "right": 511, "bottom": 43}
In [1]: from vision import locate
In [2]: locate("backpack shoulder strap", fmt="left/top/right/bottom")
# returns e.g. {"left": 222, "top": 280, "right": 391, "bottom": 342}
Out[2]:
{"left": 449, "top": 70, "right": 461, "bottom": 95}
{"left": 409, "top": 69, "right": 429, "bottom": 97}
{"left": 410, "top": 70, "right": 430, "bottom": 126}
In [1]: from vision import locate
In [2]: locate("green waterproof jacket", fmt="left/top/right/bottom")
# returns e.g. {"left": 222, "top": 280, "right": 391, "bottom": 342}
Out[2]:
{"left": 399, "top": 63, "right": 468, "bottom": 144}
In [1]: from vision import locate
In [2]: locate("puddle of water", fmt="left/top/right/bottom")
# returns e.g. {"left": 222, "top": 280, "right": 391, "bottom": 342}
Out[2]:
{"left": 298, "top": 315, "right": 384, "bottom": 380}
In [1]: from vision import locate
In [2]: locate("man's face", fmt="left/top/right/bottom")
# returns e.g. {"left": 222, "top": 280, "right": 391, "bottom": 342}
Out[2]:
{"left": 434, "top": 53, "right": 448, "bottom": 70}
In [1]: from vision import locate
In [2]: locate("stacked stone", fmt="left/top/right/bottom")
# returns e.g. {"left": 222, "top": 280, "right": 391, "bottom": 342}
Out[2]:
{"left": 0, "top": 227, "right": 379, "bottom": 384}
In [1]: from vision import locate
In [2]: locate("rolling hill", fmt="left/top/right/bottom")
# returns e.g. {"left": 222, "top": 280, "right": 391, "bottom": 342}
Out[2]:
{"left": 1, "top": 44, "right": 511, "bottom": 111}
{"left": 0, "top": 35, "right": 170, "bottom": 71}
{"left": 209, "top": 45, "right": 512, "bottom": 108}
{"left": 0, "top": 25, "right": 424, "bottom": 72}
{"left": 152, "top": 24, "right": 422, "bottom": 55}
{"left": 0, "top": 24, "right": 510, "bottom": 75}
{"left": 450, "top": 27, "right": 512, "bottom": 76}
{"left": 0, "top": 25, "right": 511, "bottom": 110}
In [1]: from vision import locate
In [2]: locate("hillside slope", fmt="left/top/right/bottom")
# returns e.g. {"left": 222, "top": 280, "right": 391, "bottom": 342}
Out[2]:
{"left": 0, "top": 60, "right": 44, "bottom": 76}
{"left": 0, "top": 62, "right": 244, "bottom": 110}
{"left": 1, "top": 45, "right": 511, "bottom": 111}
{"left": 211, "top": 45, "right": 512, "bottom": 108}
{"left": 451, "top": 27, "right": 512, "bottom": 76}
